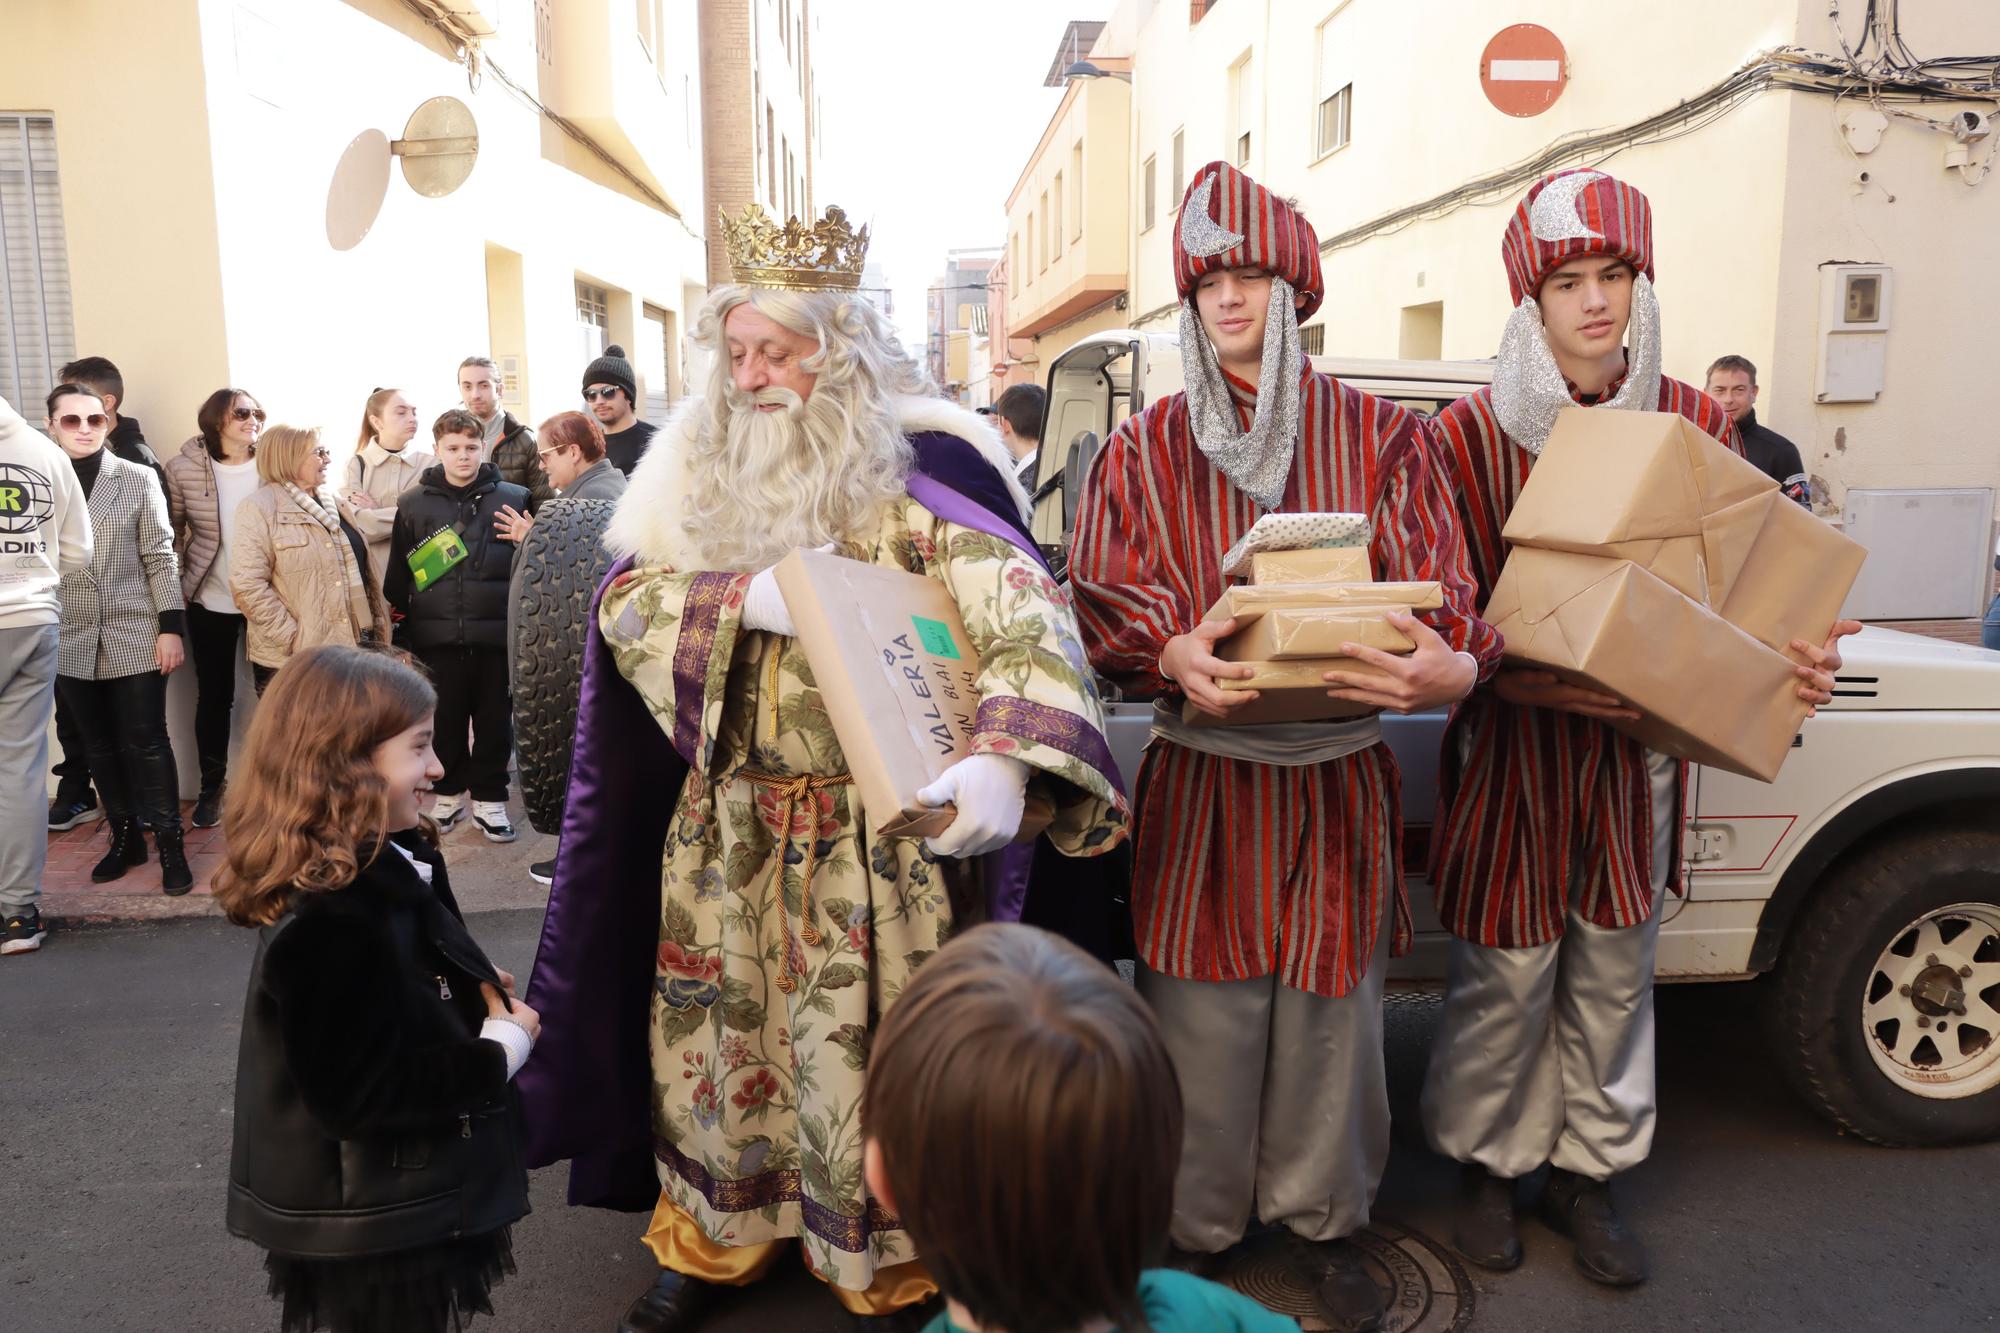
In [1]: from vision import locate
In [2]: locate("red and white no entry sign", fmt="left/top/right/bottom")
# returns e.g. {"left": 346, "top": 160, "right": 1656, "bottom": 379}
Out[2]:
{"left": 1480, "top": 24, "right": 1569, "bottom": 117}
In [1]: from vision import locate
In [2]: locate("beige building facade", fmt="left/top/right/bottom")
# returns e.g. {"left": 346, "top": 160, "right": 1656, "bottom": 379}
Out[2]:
{"left": 1087, "top": 0, "right": 2000, "bottom": 516}
{"left": 2, "top": 0, "right": 798, "bottom": 793}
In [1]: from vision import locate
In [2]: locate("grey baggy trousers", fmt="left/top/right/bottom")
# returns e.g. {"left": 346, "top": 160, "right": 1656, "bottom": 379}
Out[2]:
{"left": 1420, "top": 748, "right": 1677, "bottom": 1182}
{"left": 1, "top": 625, "right": 60, "bottom": 913}
{"left": 1139, "top": 926, "right": 1390, "bottom": 1252}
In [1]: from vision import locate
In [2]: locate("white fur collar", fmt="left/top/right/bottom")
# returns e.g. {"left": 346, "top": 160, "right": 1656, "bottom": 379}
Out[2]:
{"left": 604, "top": 394, "right": 1031, "bottom": 568}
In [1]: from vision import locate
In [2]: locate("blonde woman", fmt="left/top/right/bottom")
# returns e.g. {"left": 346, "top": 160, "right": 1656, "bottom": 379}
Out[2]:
{"left": 231, "top": 425, "right": 389, "bottom": 695}
{"left": 337, "top": 386, "right": 432, "bottom": 585}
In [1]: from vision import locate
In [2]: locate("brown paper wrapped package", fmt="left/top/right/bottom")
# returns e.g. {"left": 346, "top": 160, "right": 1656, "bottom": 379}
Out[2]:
{"left": 1201, "top": 581, "right": 1445, "bottom": 623}
{"left": 1249, "top": 547, "right": 1373, "bottom": 585}
{"left": 1485, "top": 548, "right": 1808, "bottom": 781}
{"left": 1502, "top": 407, "right": 1866, "bottom": 654}
{"left": 774, "top": 548, "right": 1052, "bottom": 841}
{"left": 1182, "top": 656, "right": 1402, "bottom": 727}
{"left": 1218, "top": 605, "right": 1416, "bottom": 662}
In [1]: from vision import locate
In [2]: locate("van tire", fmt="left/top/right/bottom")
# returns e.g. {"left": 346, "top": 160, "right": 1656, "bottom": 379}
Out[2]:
{"left": 508, "top": 498, "right": 616, "bottom": 835}
{"left": 1765, "top": 826, "right": 2000, "bottom": 1146}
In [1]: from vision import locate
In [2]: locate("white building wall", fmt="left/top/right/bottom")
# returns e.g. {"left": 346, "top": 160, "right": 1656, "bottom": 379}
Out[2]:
{"left": 1114, "top": 0, "right": 2000, "bottom": 514}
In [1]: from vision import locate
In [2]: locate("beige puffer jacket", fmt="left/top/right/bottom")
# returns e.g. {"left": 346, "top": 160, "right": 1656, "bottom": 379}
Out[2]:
{"left": 338, "top": 438, "right": 434, "bottom": 586}
{"left": 162, "top": 436, "right": 223, "bottom": 600}
{"left": 230, "top": 484, "right": 390, "bottom": 667}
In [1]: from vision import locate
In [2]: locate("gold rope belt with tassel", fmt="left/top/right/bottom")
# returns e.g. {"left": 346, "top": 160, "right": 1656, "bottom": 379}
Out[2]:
{"left": 737, "top": 767, "right": 853, "bottom": 993}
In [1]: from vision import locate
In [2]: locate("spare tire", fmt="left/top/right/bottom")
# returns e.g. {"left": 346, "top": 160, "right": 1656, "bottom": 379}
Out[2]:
{"left": 509, "top": 498, "right": 616, "bottom": 834}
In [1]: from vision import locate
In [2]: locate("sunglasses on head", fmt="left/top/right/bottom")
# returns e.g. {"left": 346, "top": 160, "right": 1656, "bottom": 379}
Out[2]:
{"left": 57, "top": 413, "right": 108, "bottom": 430}
{"left": 582, "top": 386, "right": 623, "bottom": 402}
{"left": 232, "top": 406, "right": 267, "bottom": 423}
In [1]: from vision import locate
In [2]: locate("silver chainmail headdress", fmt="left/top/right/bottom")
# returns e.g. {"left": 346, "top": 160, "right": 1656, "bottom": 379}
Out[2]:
{"left": 1490, "top": 271, "right": 1663, "bottom": 455}
{"left": 1179, "top": 274, "right": 1302, "bottom": 510}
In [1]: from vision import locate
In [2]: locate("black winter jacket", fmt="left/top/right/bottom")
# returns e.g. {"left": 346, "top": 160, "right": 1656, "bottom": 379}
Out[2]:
{"left": 491, "top": 412, "right": 554, "bottom": 511}
{"left": 384, "top": 463, "right": 529, "bottom": 651}
{"left": 226, "top": 831, "right": 530, "bottom": 1258}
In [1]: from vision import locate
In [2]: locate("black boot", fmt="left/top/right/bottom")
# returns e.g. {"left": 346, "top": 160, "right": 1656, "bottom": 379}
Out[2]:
{"left": 1541, "top": 1168, "right": 1649, "bottom": 1286}
{"left": 1452, "top": 1163, "right": 1523, "bottom": 1271}
{"left": 192, "top": 783, "right": 226, "bottom": 829}
{"left": 1311, "top": 1238, "right": 1386, "bottom": 1333}
{"left": 617, "top": 1268, "right": 718, "bottom": 1333}
{"left": 91, "top": 821, "right": 146, "bottom": 883}
{"left": 156, "top": 831, "right": 194, "bottom": 896}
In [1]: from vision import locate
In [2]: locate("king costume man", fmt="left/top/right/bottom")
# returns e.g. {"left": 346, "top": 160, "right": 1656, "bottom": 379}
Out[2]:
{"left": 1420, "top": 168, "right": 1851, "bottom": 1288}
{"left": 517, "top": 203, "right": 1128, "bottom": 1332}
{"left": 1069, "top": 162, "right": 1500, "bottom": 1333}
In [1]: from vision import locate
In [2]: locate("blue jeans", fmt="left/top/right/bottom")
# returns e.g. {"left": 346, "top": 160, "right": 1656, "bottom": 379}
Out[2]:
{"left": 1982, "top": 594, "right": 2000, "bottom": 651}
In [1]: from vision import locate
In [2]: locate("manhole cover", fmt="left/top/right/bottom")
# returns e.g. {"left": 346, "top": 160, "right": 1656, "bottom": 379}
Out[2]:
{"left": 1222, "top": 1220, "right": 1473, "bottom": 1333}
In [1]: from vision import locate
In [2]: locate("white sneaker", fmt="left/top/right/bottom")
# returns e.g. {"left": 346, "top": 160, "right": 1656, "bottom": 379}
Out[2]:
{"left": 473, "top": 801, "right": 516, "bottom": 843}
{"left": 431, "top": 793, "right": 466, "bottom": 829}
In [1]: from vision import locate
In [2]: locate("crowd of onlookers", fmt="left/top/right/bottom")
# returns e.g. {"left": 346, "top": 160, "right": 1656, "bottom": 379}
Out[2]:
{"left": 1, "top": 346, "right": 661, "bottom": 954}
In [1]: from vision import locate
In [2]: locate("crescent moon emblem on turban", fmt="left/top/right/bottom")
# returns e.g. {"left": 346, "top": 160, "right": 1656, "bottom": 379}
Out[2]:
{"left": 1179, "top": 174, "right": 1246, "bottom": 258}
{"left": 1528, "top": 170, "right": 1605, "bottom": 244}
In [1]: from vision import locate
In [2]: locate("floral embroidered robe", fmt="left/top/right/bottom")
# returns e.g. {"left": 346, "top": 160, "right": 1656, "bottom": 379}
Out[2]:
{"left": 598, "top": 497, "right": 1127, "bottom": 1291}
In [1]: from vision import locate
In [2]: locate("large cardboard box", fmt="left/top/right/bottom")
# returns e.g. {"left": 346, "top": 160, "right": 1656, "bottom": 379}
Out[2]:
{"left": 1485, "top": 548, "right": 1806, "bottom": 781}
{"left": 775, "top": 548, "right": 1051, "bottom": 840}
{"left": 1217, "top": 605, "right": 1414, "bottom": 662}
{"left": 1503, "top": 407, "right": 1866, "bottom": 654}
{"left": 1249, "top": 547, "right": 1373, "bottom": 586}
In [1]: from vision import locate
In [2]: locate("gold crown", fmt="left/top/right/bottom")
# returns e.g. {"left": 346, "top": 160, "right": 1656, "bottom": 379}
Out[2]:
{"left": 721, "top": 202, "right": 869, "bottom": 292}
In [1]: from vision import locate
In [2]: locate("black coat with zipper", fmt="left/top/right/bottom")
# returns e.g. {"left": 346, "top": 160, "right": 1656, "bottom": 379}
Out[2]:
{"left": 226, "top": 830, "right": 529, "bottom": 1259}
{"left": 383, "top": 462, "right": 528, "bottom": 652}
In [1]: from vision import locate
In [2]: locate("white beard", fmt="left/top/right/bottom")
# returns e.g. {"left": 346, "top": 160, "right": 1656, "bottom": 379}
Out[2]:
{"left": 691, "top": 388, "right": 834, "bottom": 570}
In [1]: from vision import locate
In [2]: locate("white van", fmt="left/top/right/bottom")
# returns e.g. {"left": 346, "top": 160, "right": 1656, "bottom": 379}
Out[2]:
{"left": 1027, "top": 329, "right": 2000, "bottom": 1148}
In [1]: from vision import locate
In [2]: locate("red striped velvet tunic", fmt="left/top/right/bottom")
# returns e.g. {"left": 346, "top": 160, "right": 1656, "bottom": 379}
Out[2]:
{"left": 1070, "top": 368, "right": 1501, "bottom": 997}
{"left": 1426, "top": 380, "right": 1741, "bottom": 948}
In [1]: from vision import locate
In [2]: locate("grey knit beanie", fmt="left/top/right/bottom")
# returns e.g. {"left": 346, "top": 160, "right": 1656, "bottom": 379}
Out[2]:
{"left": 582, "top": 344, "right": 637, "bottom": 404}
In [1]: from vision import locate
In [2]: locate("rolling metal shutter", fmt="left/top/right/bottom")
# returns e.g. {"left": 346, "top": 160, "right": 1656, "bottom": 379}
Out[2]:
{"left": 0, "top": 115, "right": 75, "bottom": 414}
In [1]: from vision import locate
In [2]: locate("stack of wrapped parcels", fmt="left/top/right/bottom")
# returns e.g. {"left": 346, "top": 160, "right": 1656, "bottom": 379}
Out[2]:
{"left": 1487, "top": 407, "right": 1866, "bottom": 782}
{"left": 1187, "top": 512, "right": 1443, "bottom": 727}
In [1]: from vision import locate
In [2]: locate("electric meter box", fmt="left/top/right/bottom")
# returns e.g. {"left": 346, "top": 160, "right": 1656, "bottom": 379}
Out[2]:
{"left": 1815, "top": 264, "right": 1891, "bottom": 403}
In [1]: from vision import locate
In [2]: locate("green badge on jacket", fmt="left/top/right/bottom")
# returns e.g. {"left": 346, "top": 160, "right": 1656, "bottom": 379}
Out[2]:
{"left": 408, "top": 525, "right": 467, "bottom": 593}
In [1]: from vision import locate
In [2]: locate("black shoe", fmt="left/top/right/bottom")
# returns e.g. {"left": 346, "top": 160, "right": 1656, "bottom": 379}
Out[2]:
{"left": 529, "top": 858, "right": 556, "bottom": 886}
{"left": 91, "top": 821, "right": 145, "bottom": 883}
{"left": 157, "top": 832, "right": 195, "bottom": 897}
{"left": 618, "top": 1268, "right": 718, "bottom": 1333}
{"left": 1542, "top": 1167, "right": 1649, "bottom": 1286}
{"left": 1452, "top": 1163, "right": 1523, "bottom": 1271}
{"left": 48, "top": 793, "right": 100, "bottom": 831}
{"left": 192, "top": 785, "right": 225, "bottom": 829}
{"left": 1311, "top": 1238, "right": 1386, "bottom": 1333}
{"left": 2, "top": 908, "right": 47, "bottom": 955}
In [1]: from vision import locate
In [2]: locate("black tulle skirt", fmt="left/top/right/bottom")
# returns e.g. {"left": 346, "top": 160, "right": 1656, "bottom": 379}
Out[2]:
{"left": 262, "top": 1226, "right": 515, "bottom": 1333}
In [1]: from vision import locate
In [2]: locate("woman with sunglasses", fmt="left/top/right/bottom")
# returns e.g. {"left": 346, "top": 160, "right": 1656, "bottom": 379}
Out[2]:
{"left": 231, "top": 425, "right": 389, "bottom": 697}
{"left": 46, "top": 383, "right": 193, "bottom": 895}
{"left": 162, "top": 388, "right": 264, "bottom": 826}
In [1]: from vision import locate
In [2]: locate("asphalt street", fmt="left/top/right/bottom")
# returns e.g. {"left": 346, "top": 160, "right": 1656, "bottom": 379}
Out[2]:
{"left": 5, "top": 910, "right": 1995, "bottom": 1332}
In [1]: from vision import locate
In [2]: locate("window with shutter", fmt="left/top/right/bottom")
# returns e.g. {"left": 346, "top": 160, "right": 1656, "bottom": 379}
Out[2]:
{"left": 0, "top": 115, "right": 75, "bottom": 414}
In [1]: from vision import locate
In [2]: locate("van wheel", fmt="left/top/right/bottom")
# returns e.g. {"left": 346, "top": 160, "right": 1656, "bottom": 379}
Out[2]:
{"left": 1766, "top": 827, "right": 2000, "bottom": 1145}
{"left": 508, "top": 498, "right": 615, "bottom": 835}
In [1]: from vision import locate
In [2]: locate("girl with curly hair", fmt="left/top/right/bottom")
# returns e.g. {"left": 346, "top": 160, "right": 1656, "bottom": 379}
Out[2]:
{"left": 214, "top": 645, "right": 537, "bottom": 1332}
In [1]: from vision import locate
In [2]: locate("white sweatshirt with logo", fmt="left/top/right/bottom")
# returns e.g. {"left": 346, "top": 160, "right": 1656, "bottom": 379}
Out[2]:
{"left": 0, "top": 394, "right": 93, "bottom": 630}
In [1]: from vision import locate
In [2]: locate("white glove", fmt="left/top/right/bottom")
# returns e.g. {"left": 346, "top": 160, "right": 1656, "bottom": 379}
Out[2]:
{"left": 741, "top": 567, "right": 796, "bottom": 636}
{"left": 916, "top": 753, "right": 1030, "bottom": 858}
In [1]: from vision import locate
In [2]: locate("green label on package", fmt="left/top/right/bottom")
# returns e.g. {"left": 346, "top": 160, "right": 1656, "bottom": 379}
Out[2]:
{"left": 911, "top": 615, "right": 960, "bottom": 659}
{"left": 407, "top": 525, "right": 468, "bottom": 593}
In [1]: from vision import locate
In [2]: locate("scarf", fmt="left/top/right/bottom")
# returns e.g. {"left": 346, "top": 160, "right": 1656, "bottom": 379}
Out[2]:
{"left": 284, "top": 482, "right": 376, "bottom": 641}
{"left": 1178, "top": 274, "right": 1303, "bottom": 510}
{"left": 1490, "top": 272, "right": 1663, "bottom": 455}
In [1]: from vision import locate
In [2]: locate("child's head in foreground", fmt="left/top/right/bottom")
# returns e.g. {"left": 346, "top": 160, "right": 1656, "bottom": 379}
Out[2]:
{"left": 863, "top": 923, "right": 1184, "bottom": 1333}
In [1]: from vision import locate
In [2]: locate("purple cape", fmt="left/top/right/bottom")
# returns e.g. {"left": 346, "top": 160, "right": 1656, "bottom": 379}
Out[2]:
{"left": 516, "top": 434, "right": 1082, "bottom": 1209}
